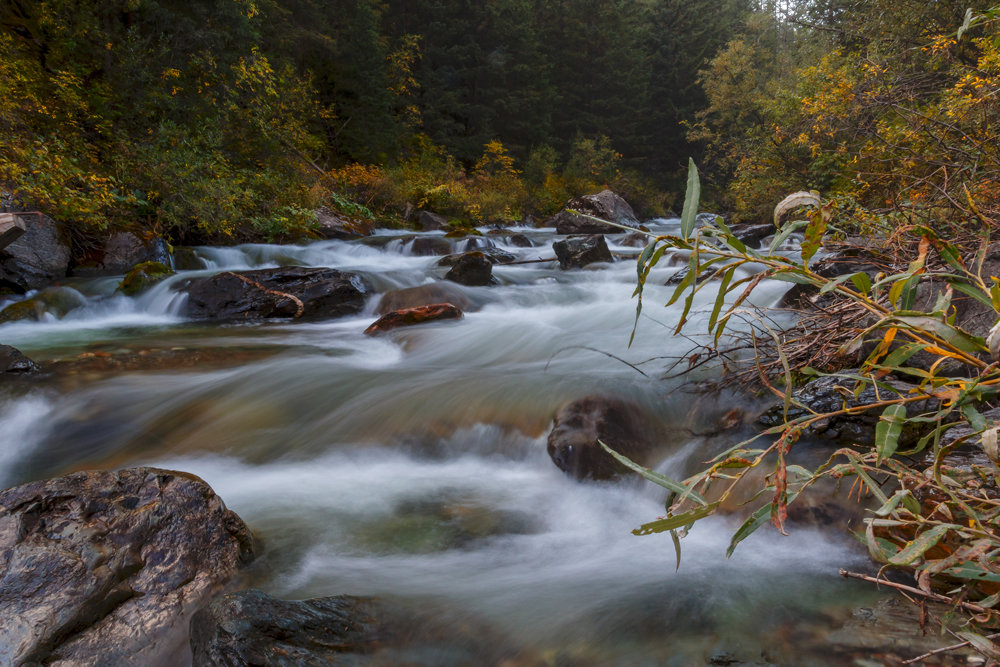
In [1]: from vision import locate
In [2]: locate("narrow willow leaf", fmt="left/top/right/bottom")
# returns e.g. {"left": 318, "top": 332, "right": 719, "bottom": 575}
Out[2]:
{"left": 941, "top": 563, "right": 1000, "bottom": 583}
{"left": 949, "top": 281, "right": 994, "bottom": 309}
{"left": 874, "top": 489, "right": 912, "bottom": 517}
{"left": 768, "top": 219, "right": 809, "bottom": 254}
{"left": 891, "top": 314, "right": 986, "bottom": 354}
{"left": 934, "top": 239, "right": 966, "bottom": 272}
{"left": 801, "top": 205, "right": 827, "bottom": 264}
{"left": 888, "top": 524, "right": 957, "bottom": 566}
{"left": 865, "top": 519, "right": 898, "bottom": 562}
{"left": 633, "top": 502, "right": 720, "bottom": 536}
{"left": 875, "top": 404, "right": 907, "bottom": 463}
{"left": 708, "top": 266, "right": 736, "bottom": 334}
{"left": 880, "top": 342, "right": 925, "bottom": 369}
{"left": 726, "top": 490, "right": 802, "bottom": 558}
{"left": 770, "top": 271, "right": 813, "bottom": 285}
{"left": 962, "top": 404, "right": 987, "bottom": 433}
{"left": 850, "top": 272, "right": 872, "bottom": 294}
{"left": 956, "top": 632, "right": 1000, "bottom": 660}
{"left": 599, "top": 441, "right": 708, "bottom": 505}
{"left": 820, "top": 272, "right": 861, "bottom": 294}
{"left": 670, "top": 530, "right": 682, "bottom": 571}
{"left": 680, "top": 158, "right": 700, "bottom": 241}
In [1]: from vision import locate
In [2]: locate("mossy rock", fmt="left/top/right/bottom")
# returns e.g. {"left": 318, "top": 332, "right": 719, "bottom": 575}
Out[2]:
{"left": 171, "top": 247, "right": 207, "bottom": 271}
{"left": 118, "top": 261, "right": 175, "bottom": 296}
{"left": 0, "top": 287, "right": 87, "bottom": 323}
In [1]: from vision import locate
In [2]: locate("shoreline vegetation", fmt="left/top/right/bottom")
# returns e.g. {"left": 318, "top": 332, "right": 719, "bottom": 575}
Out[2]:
{"left": 3, "top": 0, "right": 1000, "bottom": 662}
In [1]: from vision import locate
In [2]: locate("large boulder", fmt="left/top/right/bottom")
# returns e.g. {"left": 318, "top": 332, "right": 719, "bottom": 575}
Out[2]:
{"left": 178, "top": 267, "right": 370, "bottom": 321}
{"left": 377, "top": 282, "right": 473, "bottom": 315}
{"left": 547, "top": 396, "right": 664, "bottom": 481}
{"left": 364, "top": 303, "right": 463, "bottom": 335}
{"left": 100, "top": 232, "right": 171, "bottom": 275}
{"left": 553, "top": 235, "right": 613, "bottom": 269}
{"left": 0, "top": 467, "right": 255, "bottom": 665}
{"left": 314, "top": 207, "right": 373, "bottom": 240}
{"left": 408, "top": 236, "right": 452, "bottom": 256}
{"left": 0, "top": 345, "right": 39, "bottom": 373}
{"left": 0, "top": 286, "right": 87, "bottom": 323}
{"left": 415, "top": 210, "right": 449, "bottom": 231}
{"left": 117, "top": 261, "right": 175, "bottom": 296}
{"left": 546, "top": 190, "right": 639, "bottom": 234}
{"left": 0, "top": 214, "right": 70, "bottom": 291}
{"left": 444, "top": 252, "right": 494, "bottom": 286}
{"left": 190, "top": 589, "right": 528, "bottom": 666}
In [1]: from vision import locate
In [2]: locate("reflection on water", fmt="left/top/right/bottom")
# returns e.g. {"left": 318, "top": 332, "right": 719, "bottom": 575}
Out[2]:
{"left": 0, "top": 222, "right": 885, "bottom": 664}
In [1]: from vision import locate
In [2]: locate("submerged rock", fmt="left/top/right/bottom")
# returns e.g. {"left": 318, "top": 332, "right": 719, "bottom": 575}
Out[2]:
{"left": 118, "top": 261, "right": 175, "bottom": 296}
{"left": 364, "top": 303, "right": 463, "bottom": 335}
{"left": 444, "top": 252, "right": 494, "bottom": 286}
{"left": 190, "top": 589, "right": 530, "bottom": 666}
{"left": 178, "top": 266, "right": 369, "bottom": 321}
{"left": 0, "top": 467, "right": 254, "bottom": 665}
{"left": 377, "top": 282, "right": 473, "bottom": 314}
{"left": 553, "top": 235, "right": 613, "bottom": 269}
{"left": 547, "top": 395, "right": 664, "bottom": 480}
{"left": 547, "top": 190, "right": 639, "bottom": 234}
{"left": 0, "top": 344, "right": 39, "bottom": 373}
{"left": 0, "top": 214, "right": 71, "bottom": 290}
{"left": 0, "top": 286, "right": 87, "bottom": 323}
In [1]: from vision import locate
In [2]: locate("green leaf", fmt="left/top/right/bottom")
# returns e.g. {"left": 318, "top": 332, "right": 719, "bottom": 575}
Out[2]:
{"left": 670, "top": 529, "right": 682, "bottom": 571}
{"left": 888, "top": 524, "right": 957, "bottom": 565}
{"left": 940, "top": 562, "right": 1000, "bottom": 583}
{"left": 801, "top": 207, "right": 827, "bottom": 264}
{"left": 768, "top": 220, "right": 810, "bottom": 254}
{"left": 875, "top": 404, "right": 907, "bottom": 463}
{"left": 680, "top": 158, "right": 700, "bottom": 241}
{"left": 726, "top": 490, "right": 802, "bottom": 558}
{"left": 708, "top": 266, "right": 736, "bottom": 334}
{"left": 599, "top": 441, "right": 708, "bottom": 506}
{"left": 850, "top": 272, "right": 872, "bottom": 294}
{"left": 891, "top": 314, "right": 986, "bottom": 354}
{"left": 949, "top": 281, "right": 995, "bottom": 309}
{"left": 962, "top": 404, "right": 987, "bottom": 433}
{"left": 633, "top": 502, "right": 720, "bottom": 536}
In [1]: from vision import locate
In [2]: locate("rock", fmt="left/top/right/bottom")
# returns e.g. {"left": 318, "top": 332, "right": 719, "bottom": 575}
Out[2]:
{"left": 444, "top": 252, "right": 494, "bottom": 286}
{"left": 758, "top": 372, "right": 937, "bottom": 447}
{"left": 461, "top": 237, "right": 494, "bottom": 252}
{"left": 437, "top": 248, "right": 516, "bottom": 267}
{"left": 415, "top": 210, "right": 449, "bottom": 231}
{"left": 780, "top": 242, "right": 888, "bottom": 308}
{"left": 729, "top": 222, "right": 774, "bottom": 248}
{"left": 621, "top": 231, "right": 648, "bottom": 248}
{"left": 0, "top": 214, "right": 71, "bottom": 290}
{"left": 547, "top": 190, "right": 639, "bottom": 234}
{"left": 171, "top": 247, "right": 208, "bottom": 271}
{"left": 118, "top": 261, "right": 175, "bottom": 296}
{"left": 364, "top": 303, "right": 463, "bottom": 335}
{"left": 0, "top": 286, "right": 87, "bottom": 323}
{"left": 552, "top": 235, "right": 613, "bottom": 269}
{"left": 178, "top": 266, "right": 370, "bottom": 321}
{"left": 0, "top": 345, "right": 39, "bottom": 373}
{"left": 190, "top": 589, "right": 529, "bottom": 666}
{"left": 408, "top": 236, "right": 453, "bottom": 256}
{"left": 377, "top": 282, "right": 473, "bottom": 315}
{"left": 314, "top": 207, "right": 373, "bottom": 240}
{"left": 509, "top": 233, "right": 534, "bottom": 248}
{"left": 547, "top": 396, "right": 664, "bottom": 480}
{"left": 100, "top": 232, "right": 171, "bottom": 275}
{"left": 0, "top": 467, "right": 254, "bottom": 665}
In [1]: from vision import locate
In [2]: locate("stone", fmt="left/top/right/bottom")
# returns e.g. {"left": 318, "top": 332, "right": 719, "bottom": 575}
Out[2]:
{"left": 621, "top": 231, "right": 648, "bottom": 248}
{"left": 377, "top": 282, "right": 473, "bottom": 315}
{"left": 552, "top": 235, "right": 613, "bottom": 269}
{"left": 178, "top": 266, "right": 370, "bottom": 321}
{"left": 509, "top": 233, "right": 534, "bottom": 248}
{"left": 547, "top": 396, "right": 664, "bottom": 481}
{"left": 729, "top": 222, "right": 774, "bottom": 248}
{"left": 0, "top": 286, "right": 87, "bottom": 323}
{"left": 0, "top": 467, "right": 254, "bottom": 665}
{"left": 364, "top": 303, "right": 463, "bottom": 335}
{"left": 0, "top": 345, "right": 39, "bottom": 373}
{"left": 408, "top": 236, "right": 453, "bottom": 256}
{"left": 0, "top": 214, "right": 71, "bottom": 290}
{"left": 190, "top": 589, "right": 529, "bottom": 666}
{"left": 415, "top": 210, "right": 448, "bottom": 231}
{"left": 100, "top": 232, "right": 171, "bottom": 275}
{"left": 437, "top": 248, "right": 516, "bottom": 267}
{"left": 546, "top": 190, "right": 639, "bottom": 234}
{"left": 171, "top": 247, "right": 208, "bottom": 271}
{"left": 780, "top": 242, "right": 888, "bottom": 308}
{"left": 118, "top": 261, "right": 175, "bottom": 296}
{"left": 444, "top": 252, "right": 494, "bottom": 286}
{"left": 314, "top": 207, "right": 374, "bottom": 240}
{"left": 461, "top": 237, "right": 495, "bottom": 252}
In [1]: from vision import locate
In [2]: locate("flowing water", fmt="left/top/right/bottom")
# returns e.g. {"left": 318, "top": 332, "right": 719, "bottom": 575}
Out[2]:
{"left": 0, "top": 221, "right": 890, "bottom": 665}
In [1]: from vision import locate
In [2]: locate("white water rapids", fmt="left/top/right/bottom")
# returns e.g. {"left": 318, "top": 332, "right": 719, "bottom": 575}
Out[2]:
{"left": 0, "top": 220, "right": 880, "bottom": 665}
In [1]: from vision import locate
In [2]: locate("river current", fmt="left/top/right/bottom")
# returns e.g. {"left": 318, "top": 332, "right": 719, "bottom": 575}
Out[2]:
{"left": 0, "top": 220, "right": 887, "bottom": 665}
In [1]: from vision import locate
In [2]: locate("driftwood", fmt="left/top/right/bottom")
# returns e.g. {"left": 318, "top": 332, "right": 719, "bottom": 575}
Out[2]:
{"left": 0, "top": 213, "right": 27, "bottom": 250}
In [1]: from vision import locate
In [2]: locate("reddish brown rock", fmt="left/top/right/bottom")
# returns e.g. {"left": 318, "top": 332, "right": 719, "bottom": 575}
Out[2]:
{"left": 364, "top": 303, "right": 463, "bottom": 335}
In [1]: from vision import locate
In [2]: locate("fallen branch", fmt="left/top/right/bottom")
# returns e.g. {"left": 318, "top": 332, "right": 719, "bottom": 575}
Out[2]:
{"left": 839, "top": 569, "right": 994, "bottom": 615}
{"left": 221, "top": 271, "right": 305, "bottom": 318}
{"left": 902, "top": 632, "right": 1000, "bottom": 664}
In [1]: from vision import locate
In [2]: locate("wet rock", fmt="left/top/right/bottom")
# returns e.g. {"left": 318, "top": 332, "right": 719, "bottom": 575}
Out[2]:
{"left": 117, "top": 261, "right": 175, "bottom": 296}
{"left": 0, "top": 344, "right": 39, "bottom": 373}
{"left": 190, "top": 589, "right": 530, "bottom": 666}
{"left": 621, "top": 231, "right": 649, "bottom": 248}
{"left": 100, "top": 232, "right": 171, "bottom": 275}
{"left": 547, "top": 396, "right": 664, "bottom": 480}
{"left": 171, "top": 247, "right": 208, "bottom": 271}
{"left": 0, "top": 467, "right": 254, "bottom": 665}
{"left": 758, "top": 372, "right": 937, "bottom": 447}
{"left": 0, "top": 286, "right": 87, "bottom": 323}
{"left": 444, "top": 252, "right": 494, "bottom": 286}
{"left": 438, "top": 248, "right": 516, "bottom": 267}
{"left": 509, "top": 233, "right": 534, "bottom": 248}
{"left": 780, "top": 243, "right": 889, "bottom": 308}
{"left": 729, "top": 222, "right": 774, "bottom": 248}
{"left": 377, "top": 282, "right": 473, "bottom": 314}
{"left": 547, "top": 190, "right": 640, "bottom": 234}
{"left": 553, "top": 235, "right": 613, "bottom": 269}
{"left": 409, "top": 236, "right": 453, "bottom": 256}
{"left": 364, "top": 303, "right": 463, "bottom": 335}
{"left": 461, "top": 237, "right": 494, "bottom": 252}
{"left": 0, "top": 214, "right": 71, "bottom": 290}
{"left": 315, "top": 206, "right": 373, "bottom": 240}
{"left": 179, "top": 266, "right": 370, "bottom": 321}
{"left": 415, "top": 210, "right": 449, "bottom": 231}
